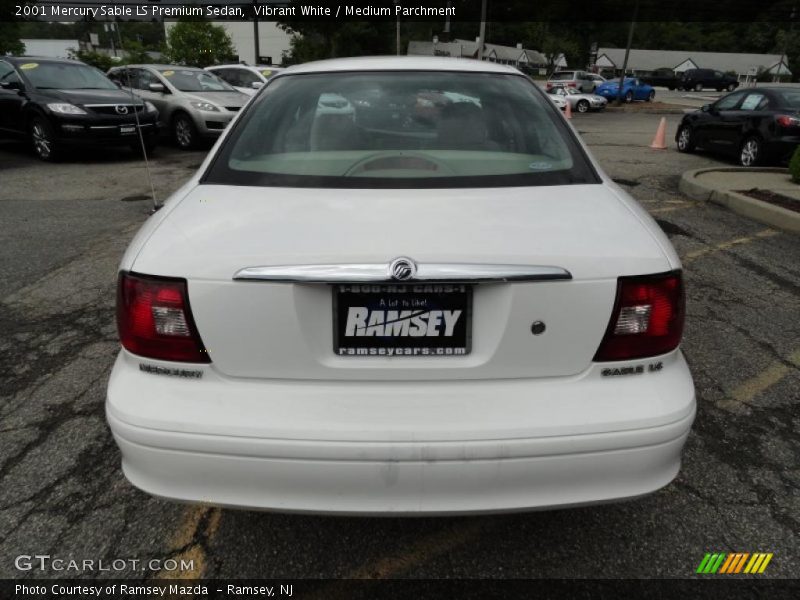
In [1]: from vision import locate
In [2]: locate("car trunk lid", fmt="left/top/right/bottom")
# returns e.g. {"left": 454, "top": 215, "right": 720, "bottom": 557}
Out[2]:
{"left": 129, "top": 183, "right": 670, "bottom": 380}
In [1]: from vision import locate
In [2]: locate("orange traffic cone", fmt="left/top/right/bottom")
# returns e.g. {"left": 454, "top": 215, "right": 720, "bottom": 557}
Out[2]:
{"left": 565, "top": 100, "right": 572, "bottom": 119}
{"left": 650, "top": 117, "right": 667, "bottom": 149}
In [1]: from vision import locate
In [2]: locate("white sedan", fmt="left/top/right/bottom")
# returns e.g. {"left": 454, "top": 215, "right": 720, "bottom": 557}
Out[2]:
{"left": 108, "top": 57, "right": 695, "bottom": 515}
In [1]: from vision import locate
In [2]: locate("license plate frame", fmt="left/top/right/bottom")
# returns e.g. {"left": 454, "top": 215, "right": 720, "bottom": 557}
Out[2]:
{"left": 333, "top": 284, "right": 472, "bottom": 357}
{"left": 120, "top": 125, "right": 136, "bottom": 135}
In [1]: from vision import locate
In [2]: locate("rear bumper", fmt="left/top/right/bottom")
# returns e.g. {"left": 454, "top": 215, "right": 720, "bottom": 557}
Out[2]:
{"left": 106, "top": 349, "right": 695, "bottom": 515}
{"left": 765, "top": 136, "right": 800, "bottom": 162}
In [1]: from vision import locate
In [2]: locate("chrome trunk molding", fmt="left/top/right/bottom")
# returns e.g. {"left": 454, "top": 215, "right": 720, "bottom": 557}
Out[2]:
{"left": 233, "top": 262, "right": 572, "bottom": 283}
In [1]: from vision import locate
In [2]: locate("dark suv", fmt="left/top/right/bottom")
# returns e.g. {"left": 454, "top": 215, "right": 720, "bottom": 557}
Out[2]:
{"left": 680, "top": 68, "right": 739, "bottom": 92}
{"left": 641, "top": 68, "right": 680, "bottom": 90}
{"left": 0, "top": 56, "right": 159, "bottom": 161}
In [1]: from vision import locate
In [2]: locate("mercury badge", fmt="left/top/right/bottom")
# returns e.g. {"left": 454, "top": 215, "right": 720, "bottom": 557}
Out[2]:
{"left": 389, "top": 257, "right": 416, "bottom": 281}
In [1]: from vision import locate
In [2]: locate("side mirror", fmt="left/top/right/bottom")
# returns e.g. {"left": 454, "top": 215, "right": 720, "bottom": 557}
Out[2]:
{"left": 149, "top": 82, "right": 166, "bottom": 93}
{"left": 0, "top": 80, "right": 23, "bottom": 91}
{"left": 701, "top": 104, "right": 712, "bottom": 112}
{"left": 251, "top": 81, "right": 264, "bottom": 89}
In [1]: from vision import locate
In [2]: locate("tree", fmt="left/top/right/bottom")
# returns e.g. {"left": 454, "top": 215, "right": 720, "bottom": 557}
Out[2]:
{"left": 278, "top": 21, "right": 395, "bottom": 64}
{"left": 68, "top": 49, "right": 116, "bottom": 72}
{"left": 163, "top": 20, "right": 235, "bottom": 67}
{"left": 0, "top": 0, "right": 25, "bottom": 55}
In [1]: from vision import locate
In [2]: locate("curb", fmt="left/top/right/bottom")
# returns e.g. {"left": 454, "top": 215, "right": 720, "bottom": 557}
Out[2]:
{"left": 679, "top": 167, "right": 800, "bottom": 234}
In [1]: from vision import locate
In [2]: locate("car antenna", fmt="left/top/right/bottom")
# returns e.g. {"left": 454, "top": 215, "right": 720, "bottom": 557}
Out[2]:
{"left": 123, "top": 70, "right": 160, "bottom": 214}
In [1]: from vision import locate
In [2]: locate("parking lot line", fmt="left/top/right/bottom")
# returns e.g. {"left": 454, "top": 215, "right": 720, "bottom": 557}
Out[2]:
{"left": 649, "top": 202, "right": 697, "bottom": 214}
{"left": 157, "top": 506, "right": 221, "bottom": 579}
{"left": 719, "top": 349, "right": 800, "bottom": 412}
{"left": 347, "top": 521, "right": 484, "bottom": 579}
{"left": 682, "top": 228, "right": 779, "bottom": 263}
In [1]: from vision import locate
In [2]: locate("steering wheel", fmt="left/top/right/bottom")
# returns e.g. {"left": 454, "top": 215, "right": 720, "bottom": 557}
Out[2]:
{"left": 343, "top": 152, "right": 456, "bottom": 177}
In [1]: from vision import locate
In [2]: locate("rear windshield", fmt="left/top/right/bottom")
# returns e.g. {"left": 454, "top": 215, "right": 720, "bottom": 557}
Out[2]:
{"left": 774, "top": 89, "right": 800, "bottom": 108}
{"left": 158, "top": 68, "right": 235, "bottom": 92}
{"left": 20, "top": 62, "right": 116, "bottom": 90}
{"left": 550, "top": 72, "right": 575, "bottom": 80}
{"left": 204, "top": 71, "right": 598, "bottom": 189}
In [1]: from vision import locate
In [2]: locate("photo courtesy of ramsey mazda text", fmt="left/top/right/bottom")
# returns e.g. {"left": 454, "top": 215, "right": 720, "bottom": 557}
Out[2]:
{"left": 107, "top": 56, "right": 695, "bottom": 515}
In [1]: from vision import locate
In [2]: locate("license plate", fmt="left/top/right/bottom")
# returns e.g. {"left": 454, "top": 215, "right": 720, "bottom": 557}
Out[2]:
{"left": 120, "top": 125, "right": 135, "bottom": 135}
{"left": 333, "top": 284, "right": 472, "bottom": 357}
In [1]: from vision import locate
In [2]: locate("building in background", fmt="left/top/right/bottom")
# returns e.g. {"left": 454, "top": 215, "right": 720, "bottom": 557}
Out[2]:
{"left": 19, "top": 39, "right": 79, "bottom": 59}
{"left": 408, "top": 38, "right": 551, "bottom": 74}
{"left": 594, "top": 48, "right": 790, "bottom": 80}
{"left": 164, "top": 21, "right": 292, "bottom": 66}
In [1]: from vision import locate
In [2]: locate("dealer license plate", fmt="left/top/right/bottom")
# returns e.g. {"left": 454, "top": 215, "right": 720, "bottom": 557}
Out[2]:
{"left": 334, "top": 284, "right": 472, "bottom": 357}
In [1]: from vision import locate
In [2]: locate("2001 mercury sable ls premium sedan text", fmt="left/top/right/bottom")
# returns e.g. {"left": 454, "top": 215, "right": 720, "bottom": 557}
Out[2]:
{"left": 107, "top": 57, "right": 695, "bottom": 515}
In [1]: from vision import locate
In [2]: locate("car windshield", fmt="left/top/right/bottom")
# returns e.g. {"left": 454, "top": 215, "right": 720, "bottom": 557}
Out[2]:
{"left": 158, "top": 68, "right": 235, "bottom": 92}
{"left": 204, "top": 71, "right": 597, "bottom": 189}
{"left": 550, "top": 72, "right": 575, "bottom": 81}
{"left": 21, "top": 62, "right": 117, "bottom": 90}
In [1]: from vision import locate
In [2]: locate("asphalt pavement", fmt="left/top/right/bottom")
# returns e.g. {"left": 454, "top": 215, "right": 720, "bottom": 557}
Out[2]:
{"left": 0, "top": 112, "right": 798, "bottom": 582}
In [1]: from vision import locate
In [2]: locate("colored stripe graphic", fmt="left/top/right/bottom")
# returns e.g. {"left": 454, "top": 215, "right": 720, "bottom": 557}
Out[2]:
{"left": 697, "top": 553, "right": 727, "bottom": 574}
{"left": 698, "top": 552, "right": 773, "bottom": 574}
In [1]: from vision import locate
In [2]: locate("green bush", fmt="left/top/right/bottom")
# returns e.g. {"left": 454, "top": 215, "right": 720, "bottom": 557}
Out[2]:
{"left": 68, "top": 49, "right": 116, "bottom": 72}
{"left": 789, "top": 146, "right": 800, "bottom": 183}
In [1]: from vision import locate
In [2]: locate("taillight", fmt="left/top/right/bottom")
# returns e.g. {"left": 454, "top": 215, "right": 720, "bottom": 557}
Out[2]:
{"left": 776, "top": 114, "right": 800, "bottom": 128}
{"left": 567, "top": 82, "right": 577, "bottom": 87}
{"left": 116, "top": 272, "right": 209, "bottom": 363}
{"left": 593, "top": 271, "right": 685, "bottom": 362}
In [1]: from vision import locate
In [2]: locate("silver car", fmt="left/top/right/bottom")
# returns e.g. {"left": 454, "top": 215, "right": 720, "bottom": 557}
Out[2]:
{"left": 545, "top": 70, "right": 596, "bottom": 94}
{"left": 108, "top": 65, "right": 249, "bottom": 149}
{"left": 548, "top": 87, "right": 607, "bottom": 113}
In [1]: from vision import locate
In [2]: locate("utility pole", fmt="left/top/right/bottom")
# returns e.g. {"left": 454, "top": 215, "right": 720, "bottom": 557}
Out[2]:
{"left": 477, "top": 0, "right": 487, "bottom": 60}
{"left": 396, "top": 13, "right": 401, "bottom": 55}
{"left": 253, "top": 1, "right": 260, "bottom": 64}
{"left": 778, "top": 3, "right": 796, "bottom": 83}
{"left": 615, "top": 0, "right": 639, "bottom": 106}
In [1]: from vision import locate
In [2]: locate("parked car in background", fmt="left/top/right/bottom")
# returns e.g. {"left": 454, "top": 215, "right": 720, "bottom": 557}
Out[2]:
{"left": 676, "top": 87, "right": 800, "bottom": 166}
{"left": 680, "top": 68, "right": 738, "bottom": 92}
{"left": 595, "top": 78, "right": 655, "bottom": 103}
{"left": 205, "top": 64, "right": 284, "bottom": 96}
{"left": 547, "top": 90, "right": 568, "bottom": 111}
{"left": 108, "top": 56, "right": 694, "bottom": 515}
{"left": 641, "top": 68, "right": 680, "bottom": 90}
{"left": 546, "top": 70, "right": 596, "bottom": 93}
{"left": 0, "top": 56, "right": 159, "bottom": 161}
{"left": 108, "top": 65, "right": 248, "bottom": 150}
{"left": 548, "top": 87, "right": 607, "bottom": 112}
{"left": 587, "top": 73, "right": 606, "bottom": 90}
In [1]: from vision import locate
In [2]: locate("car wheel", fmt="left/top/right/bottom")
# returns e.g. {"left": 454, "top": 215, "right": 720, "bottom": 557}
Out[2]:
{"left": 647, "top": 90, "right": 655, "bottom": 102}
{"left": 576, "top": 100, "right": 590, "bottom": 113}
{"left": 29, "top": 116, "right": 58, "bottom": 161}
{"left": 727, "top": 83, "right": 736, "bottom": 92}
{"left": 739, "top": 136, "right": 762, "bottom": 167}
{"left": 625, "top": 91, "right": 633, "bottom": 103}
{"left": 676, "top": 126, "right": 695, "bottom": 153}
{"left": 694, "top": 83, "right": 703, "bottom": 92}
{"left": 173, "top": 113, "right": 197, "bottom": 150}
